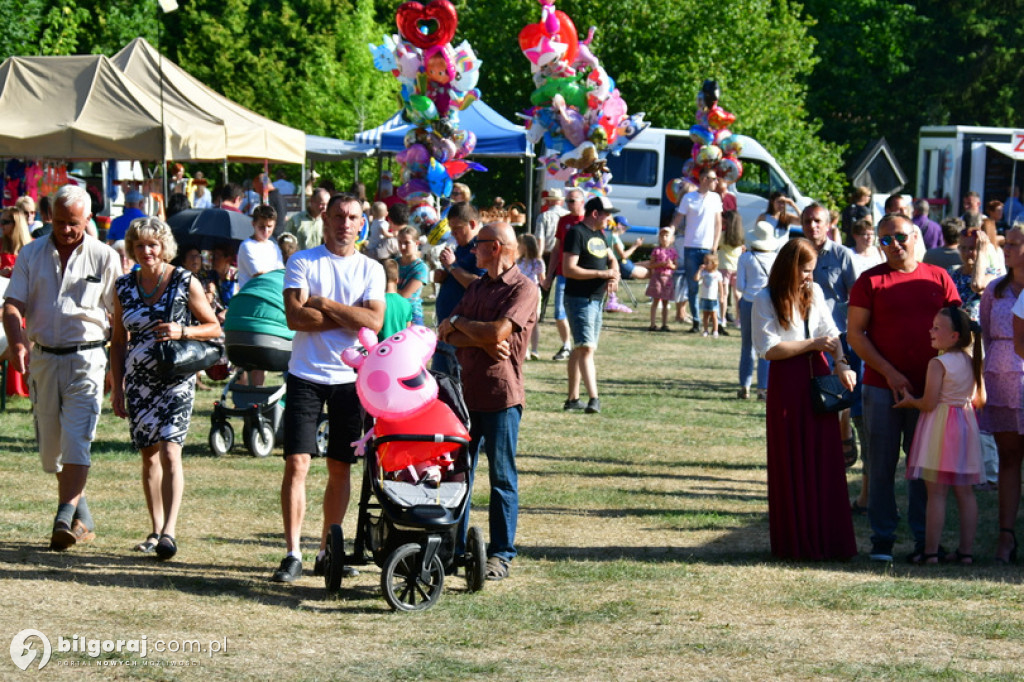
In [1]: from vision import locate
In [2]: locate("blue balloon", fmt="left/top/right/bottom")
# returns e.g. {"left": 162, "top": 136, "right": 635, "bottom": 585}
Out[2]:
{"left": 428, "top": 158, "right": 453, "bottom": 198}
{"left": 689, "top": 124, "right": 714, "bottom": 147}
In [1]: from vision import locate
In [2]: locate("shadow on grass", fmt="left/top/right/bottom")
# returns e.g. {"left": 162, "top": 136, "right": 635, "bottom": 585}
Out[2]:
{"left": 0, "top": 541, "right": 393, "bottom": 613}
{"left": 520, "top": 452, "right": 765, "bottom": 472}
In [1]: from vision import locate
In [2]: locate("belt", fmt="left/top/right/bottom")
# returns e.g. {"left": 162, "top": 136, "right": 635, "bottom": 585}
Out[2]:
{"left": 36, "top": 340, "right": 106, "bottom": 355}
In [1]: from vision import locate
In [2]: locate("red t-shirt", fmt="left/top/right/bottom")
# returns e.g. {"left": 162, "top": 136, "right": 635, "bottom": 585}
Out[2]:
{"left": 552, "top": 213, "right": 582, "bottom": 277}
{"left": 848, "top": 261, "right": 961, "bottom": 393}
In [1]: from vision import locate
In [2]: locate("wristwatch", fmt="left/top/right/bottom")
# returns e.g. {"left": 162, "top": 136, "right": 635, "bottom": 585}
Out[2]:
{"left": 450, "top": 315, "right": 461, "bottom": 328}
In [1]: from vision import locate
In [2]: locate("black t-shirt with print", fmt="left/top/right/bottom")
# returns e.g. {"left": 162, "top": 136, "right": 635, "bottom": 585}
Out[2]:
{"left": 563, "top": 223, "right": 612, "bottom": 300}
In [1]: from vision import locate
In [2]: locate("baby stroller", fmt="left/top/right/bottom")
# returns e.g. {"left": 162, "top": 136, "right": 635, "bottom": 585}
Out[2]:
{"left": 207, "top": 270, "right": 322, "bottom": 457}
{"left": 322, "top": 331, "right": 486, "bottom": 611}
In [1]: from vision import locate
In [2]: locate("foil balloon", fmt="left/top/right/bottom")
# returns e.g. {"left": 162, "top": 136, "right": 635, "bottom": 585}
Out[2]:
{"left": 707, "top": 105, "right": 736, "bottom": 131}
{"left": 409, "top": 202, "right": 440, "bottom": 230}
{"left": 427, "top": 158, "right": 454, "bottom": 197}
{"left": 666, "top": 177, "right": 688, "bottom": 205}
{"left": 689, "top": 124, "right": 714, "bottom": 147}
{"left": 518, "top": 10, "right": 579, "bottom": 66}
{"left": 696, "top": 144, "right": 723, "bottom": 166}
{"left": 719, "top": 133, "right": 744, "bottom": 156}
{"left": 716, "top": 156, "right": 743, "bottom": 184}
{"left": 701, "top": 79, "right": 720, "bottom": 108}
{"left": 396, "top": 0, "right": 459, "bottom": 50}
{"left": 444, "top": 159, "right": 486, "bottom": 180}
{"left": 406, "top": 94, "right": 438, "bottom": 124}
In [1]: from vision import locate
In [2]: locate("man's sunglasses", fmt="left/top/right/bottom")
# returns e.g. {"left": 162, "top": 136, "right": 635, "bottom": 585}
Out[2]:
{"left": 879, "top": 232, "right": 911, "bottom": 247}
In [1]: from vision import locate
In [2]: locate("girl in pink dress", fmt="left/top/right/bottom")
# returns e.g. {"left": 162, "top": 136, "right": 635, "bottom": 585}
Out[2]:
{"left": 896, "top": 306, "right": 985, "bottom": 565}
{"left": 979, "top": 226, "right": 1024, "bottom": 563}
{"left": 646, "top": 227, "right": 677, "bottom": 331}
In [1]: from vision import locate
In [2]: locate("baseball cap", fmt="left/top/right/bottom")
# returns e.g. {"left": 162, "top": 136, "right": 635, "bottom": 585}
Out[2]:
{"left": 125, "top": 190, "right": 144, "bottom": 203}
{"left": 583, "top": 196, "right": 619, "bottom": 215}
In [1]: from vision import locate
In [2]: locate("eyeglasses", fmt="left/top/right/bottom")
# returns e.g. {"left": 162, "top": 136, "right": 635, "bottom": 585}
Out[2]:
{"left": 472, "top": 239, "right": 499, "bottom": 246}
{"left": 879, "top": 232, "right": 911, "bottom": 247}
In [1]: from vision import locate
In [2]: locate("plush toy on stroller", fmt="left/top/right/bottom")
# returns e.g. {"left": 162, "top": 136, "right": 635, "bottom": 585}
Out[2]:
{"left": 321, "top": 325, "right": 486, "bottom": 611}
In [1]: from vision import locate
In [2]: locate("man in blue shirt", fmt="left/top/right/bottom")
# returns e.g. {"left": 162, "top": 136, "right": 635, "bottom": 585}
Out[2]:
{"left": 105, "top": 190, "right": 146, "bottom": 244}
{"left": 433, "top": 201, "right": 486, "bottom": 374}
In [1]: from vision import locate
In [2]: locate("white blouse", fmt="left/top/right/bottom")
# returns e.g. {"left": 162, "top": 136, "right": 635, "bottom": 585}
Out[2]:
{"left": 752, "top": 283, "right": 839, "bottom": 359}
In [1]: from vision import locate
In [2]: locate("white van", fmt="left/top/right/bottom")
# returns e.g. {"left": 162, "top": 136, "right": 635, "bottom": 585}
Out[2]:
{"left": 545, "top": 128, "right": 813, "bottom": 243}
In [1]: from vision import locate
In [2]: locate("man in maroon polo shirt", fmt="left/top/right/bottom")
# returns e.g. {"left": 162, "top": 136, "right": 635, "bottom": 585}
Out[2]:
{"left": 438, "top": 221, "right": 538, "bottom": 581}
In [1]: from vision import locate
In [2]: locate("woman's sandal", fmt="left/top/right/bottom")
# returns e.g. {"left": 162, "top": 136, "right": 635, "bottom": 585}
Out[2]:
{"left": 842, "top": 438, "right": 858, "bottom": 468}
{"left": 920, "top": 553, "right": 940, "bottom": 565}
{"left": 945, "top": 549, "right": 973, "bottom": 565}
{"left": 155, "top": 534, "right": 177, "bottom": 561}
{"left": 648, "top": 324, "right": 658, "bottom": 332}
{"left": 485, "top": 556, "right": 509, "bottom": 581}
{"left": 995, "top": 528, "right": 1018, "bottom": 564}
{"left": 134, "top": 533, "right": 159, "bottom": 553}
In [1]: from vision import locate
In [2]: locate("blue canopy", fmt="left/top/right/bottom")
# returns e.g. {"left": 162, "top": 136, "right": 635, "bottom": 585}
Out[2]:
{"left": 355, "top": 100, "right": 531, "bottom": 158}
{"left": 306, "top": 135, "right": 376, "bottom": 161}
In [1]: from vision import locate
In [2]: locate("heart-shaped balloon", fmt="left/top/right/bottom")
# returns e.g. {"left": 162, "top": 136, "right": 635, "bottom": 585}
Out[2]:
{"left": 396, "top": 0, "right": 458, "bottom": 50}
{"left": 707, "top": 105, "right": 736, "bottom": 131}
{"left": 518, "top": 10, "right": 578, "bottom": 67}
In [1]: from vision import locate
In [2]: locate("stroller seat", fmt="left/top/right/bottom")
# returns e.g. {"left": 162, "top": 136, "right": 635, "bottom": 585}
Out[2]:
{"left": 380, "top": 481, "right": 466, "bottom": 509}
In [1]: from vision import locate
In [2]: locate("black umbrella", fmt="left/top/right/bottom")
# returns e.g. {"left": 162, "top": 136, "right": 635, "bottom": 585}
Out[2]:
{"left": 168, "top": 208, "right": 252, "bottom": 249}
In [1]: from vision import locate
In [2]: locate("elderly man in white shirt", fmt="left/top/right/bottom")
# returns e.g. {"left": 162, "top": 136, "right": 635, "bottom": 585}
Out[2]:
{"left": 3, "top": 185, "right": 121, "bottom": 551}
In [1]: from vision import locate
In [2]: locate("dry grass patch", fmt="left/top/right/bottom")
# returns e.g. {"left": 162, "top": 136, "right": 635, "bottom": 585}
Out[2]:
{"left": 1, "top": 308, "right": 1023, "bottom": 679}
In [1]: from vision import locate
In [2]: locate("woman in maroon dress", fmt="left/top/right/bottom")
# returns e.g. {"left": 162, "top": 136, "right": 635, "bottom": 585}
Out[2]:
{"left": 752, "top": 238, "right": 858, "bottom": 560}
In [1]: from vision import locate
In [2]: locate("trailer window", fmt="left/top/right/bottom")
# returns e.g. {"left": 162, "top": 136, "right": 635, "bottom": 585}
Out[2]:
{"left": 604, "top": 149, "right": 658, "bottom": 187}
{"left": 735, "top": 159, "right": 787, "bottom": 199}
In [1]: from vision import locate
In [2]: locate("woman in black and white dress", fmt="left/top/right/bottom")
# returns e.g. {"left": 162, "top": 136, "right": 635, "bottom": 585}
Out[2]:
{"left": 110, "top": 218, "right": 220, "bottom": 560}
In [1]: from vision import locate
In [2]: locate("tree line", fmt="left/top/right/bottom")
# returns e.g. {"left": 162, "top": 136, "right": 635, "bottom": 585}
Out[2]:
{"left": 1, "top": 0, "right": 1019, "bottom": 205}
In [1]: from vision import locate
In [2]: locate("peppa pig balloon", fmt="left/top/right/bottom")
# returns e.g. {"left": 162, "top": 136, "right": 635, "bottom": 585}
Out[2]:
{"left": 341, "top": 326, "right": 439, "bottom": 419}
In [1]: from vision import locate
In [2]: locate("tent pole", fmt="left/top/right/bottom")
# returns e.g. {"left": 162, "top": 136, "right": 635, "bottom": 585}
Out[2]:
{"left": 301, "top": 158, "right": 307, "bottom": 214}
{"left": 524, "top": 145, "right": 535, "bottom": 234}
{"left": 222, "top": 160, "right": 228, "bottom": 185}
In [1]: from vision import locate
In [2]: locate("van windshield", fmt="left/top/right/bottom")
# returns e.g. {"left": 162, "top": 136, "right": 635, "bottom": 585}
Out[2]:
{"left": 734, "top": 159, "right": 787, "bottom": 199}
{"left": 604, "top": 149, "right": 658, "bottom": 187}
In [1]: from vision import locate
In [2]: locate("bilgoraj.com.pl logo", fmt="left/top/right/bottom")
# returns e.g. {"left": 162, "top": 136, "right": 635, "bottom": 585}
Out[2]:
{"left": 10, "top": 629, "right": 228, "bottom": 670}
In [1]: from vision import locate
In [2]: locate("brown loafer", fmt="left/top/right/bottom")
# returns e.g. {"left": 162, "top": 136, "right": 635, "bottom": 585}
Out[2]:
{"left": 72, "top": 519, "right": 96, "bottom": 544}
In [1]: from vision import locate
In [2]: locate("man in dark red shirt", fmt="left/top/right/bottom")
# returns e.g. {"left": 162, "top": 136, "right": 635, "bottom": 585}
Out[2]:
{"left": 438, "top": 221, "right": 538, "bottom": 581}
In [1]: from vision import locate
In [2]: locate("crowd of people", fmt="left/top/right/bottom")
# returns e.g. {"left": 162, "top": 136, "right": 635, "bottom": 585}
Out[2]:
{"left": 4, "top": 171, "right": 1024, "bottom": 576}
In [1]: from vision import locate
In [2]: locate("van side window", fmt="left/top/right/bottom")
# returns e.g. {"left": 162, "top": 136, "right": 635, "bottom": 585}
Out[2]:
{"left": 734, "top": 159, "right": 787, "bottom": 199}
{"left": 604, "top": 149, "right": 658, "bottom": 187}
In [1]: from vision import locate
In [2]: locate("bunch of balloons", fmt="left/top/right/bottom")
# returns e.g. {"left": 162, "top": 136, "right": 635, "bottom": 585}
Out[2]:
{"left": 680, "top": 79, "right": 744, "bottom": 185}
{"left": 518, "top": 0, "right": 648, "bottom": 195}
{"left": 369, "top": 0, "right": 486, "bottom": 233}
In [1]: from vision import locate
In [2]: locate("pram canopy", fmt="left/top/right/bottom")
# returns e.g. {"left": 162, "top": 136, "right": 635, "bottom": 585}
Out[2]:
{"left": 223, "top": 269, "right": 295, "bottom": 340}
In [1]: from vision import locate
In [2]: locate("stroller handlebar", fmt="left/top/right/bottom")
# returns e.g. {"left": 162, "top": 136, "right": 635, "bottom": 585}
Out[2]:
{"left": 373, "top": 434, "right": 470, "bottom": 446}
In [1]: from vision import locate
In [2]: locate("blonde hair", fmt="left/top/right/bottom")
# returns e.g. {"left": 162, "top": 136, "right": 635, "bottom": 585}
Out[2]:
{"left": 125, "top": 216, "right": 178, "bottom": 263}
{"left": 1, "top": 208, "right": 32, "bottom": 256}
{"left": 370, "top": 201, "right": 388, "bottom": 220}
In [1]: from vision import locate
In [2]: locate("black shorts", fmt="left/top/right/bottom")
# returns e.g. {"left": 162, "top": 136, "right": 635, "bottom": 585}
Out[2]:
{"left": 283, "top": 375, "right": 363, "bottom": 462}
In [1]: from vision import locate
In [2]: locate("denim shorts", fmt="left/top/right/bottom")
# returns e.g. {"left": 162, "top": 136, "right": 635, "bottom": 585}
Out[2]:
{"left": 699, "top": 298, "right": 719, "bottom": 313}
{"left": 553, "top": 275, "right": 567, "bottom": 321}
{"left": 565, "top": 295, "right": 603, "bottom": 348}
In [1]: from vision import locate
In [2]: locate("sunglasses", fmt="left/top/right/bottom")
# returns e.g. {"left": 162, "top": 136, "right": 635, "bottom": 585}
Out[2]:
{"left": 879, "top": 232, "right": 911, "bottom": 247}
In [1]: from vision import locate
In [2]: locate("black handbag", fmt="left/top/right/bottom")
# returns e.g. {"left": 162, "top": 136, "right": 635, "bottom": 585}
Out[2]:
{"left": 804, "top": 318, "right": 854, "bottom": 414}
{"left": 152, "top": 269, "right": 223, "bottom": 380}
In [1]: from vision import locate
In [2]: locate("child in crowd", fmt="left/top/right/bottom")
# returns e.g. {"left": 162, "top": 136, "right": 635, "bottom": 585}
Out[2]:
{"left": 695, "top": 252, "right": 724, "bottom": 337}
{"left": 278, "top": 233, "right": 298, "bottom": 265}
{"left": 646, "top": 227, "right": 677, "bottom": 331}
{"left": 367, "top": 201, "right": 398, "bottom": 261}
{"left": 236, "top": 204, "right": 283, "bottom": 290}
{"left": 396, "top": 225, "right": 430, "bottom": 326}
{"left": 672, "top": 223, "right": 690, "bottom": 324}
{"left": 717, "top": 212, "right": 745, "bottom": 332}
{"left": 895, "top": 306, "right": 985, "bottom": 565}
{"left": 516, "top": 234, "right": 545, "bottom": 360}
{"left": 379, "top": 259, "right": 413, "bottom": 341}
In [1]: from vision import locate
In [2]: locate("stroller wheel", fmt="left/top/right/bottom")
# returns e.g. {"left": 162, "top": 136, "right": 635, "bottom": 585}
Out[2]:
{"left": 324, "top": 524, "right": 345, "bottom": 593}
{"left": 209, "top": 421, "right": 234, "bottom": 456}
{"left": 381, "top": 542, "right": 445, "bottom": 611}
{"left": 315, "top": 414, "right": 329, "bottom": 458}
{"left": 245, "top": 420, "right": 275, "bottom": 458}
{"left": 466, "top": 526, "right": 486, "bottom": 592}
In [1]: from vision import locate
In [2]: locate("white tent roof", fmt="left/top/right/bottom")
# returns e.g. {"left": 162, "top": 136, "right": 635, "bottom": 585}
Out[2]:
{"left": 112, "top": 38, "right": 306, "bottom": 164}
{"left": 0, "top": 54, "right": 227, "bottom": 161}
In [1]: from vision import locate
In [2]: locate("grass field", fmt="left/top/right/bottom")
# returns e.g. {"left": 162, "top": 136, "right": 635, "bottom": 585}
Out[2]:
{"left": 1, "top": 303, "right": 1023, "bottom": 681}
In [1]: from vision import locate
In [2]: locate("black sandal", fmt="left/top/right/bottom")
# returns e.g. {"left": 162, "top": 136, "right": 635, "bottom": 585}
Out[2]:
{"left": 134, "top": 533, "right": 159, "bottom": 553}
{"left": 920, "top": 553, "right": 940, "bottom": 565}
{"left": 945, "top": 549, "right": 973, "bottom": 565}
{"left": 996, "top": 528, "right": 1018, "bottom": 564}
{"left": 155, "top": 534, "right": 177, "bottom": 561}
{"left": 842, "top": 437, "right": 858, "bottom": 468}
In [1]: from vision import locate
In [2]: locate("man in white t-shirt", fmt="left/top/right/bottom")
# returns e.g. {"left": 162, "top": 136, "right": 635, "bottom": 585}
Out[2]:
{"left": 236, "top": 204, "right": 284, "bottom": 290}
{"left": 671, "top": 167, "right": 723, "bottom": 332}
{"left": 271, "top": 193, "right": 385, "bottom": 583}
